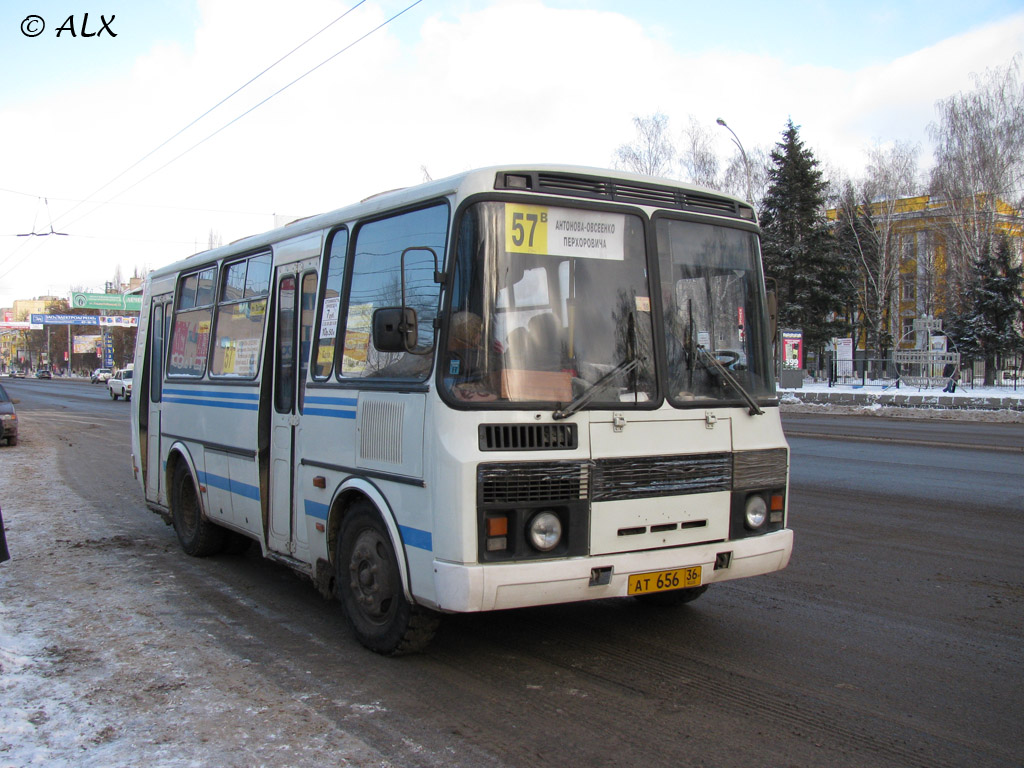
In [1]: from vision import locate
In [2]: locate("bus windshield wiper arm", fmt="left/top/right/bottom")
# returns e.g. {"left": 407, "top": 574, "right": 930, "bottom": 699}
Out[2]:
{"left": 552, "top": 357, "right": 642, "bottom": 420}
{"left": 696, "top": 346, "right": 764, "bottom": 416}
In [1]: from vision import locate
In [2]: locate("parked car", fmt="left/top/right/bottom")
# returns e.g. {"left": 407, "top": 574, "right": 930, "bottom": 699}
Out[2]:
{"left": 0, "top": 383, "right": 18, "bottom": 446}
{"left": 108, "top": 369, "right": 133, "bottom": 401}
{"left": 91, "top": 368, "right": 112, "bottom": 383}
{"left": 35, "top": 369, "right": 52, "bottom": 379}
{"left": 9, "top": 370, "right": 26, "bottom": 378}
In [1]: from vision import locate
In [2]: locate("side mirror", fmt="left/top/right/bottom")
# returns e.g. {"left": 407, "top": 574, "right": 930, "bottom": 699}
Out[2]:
{"left": 373, "top": 307, "right": 418, "bottom": 353}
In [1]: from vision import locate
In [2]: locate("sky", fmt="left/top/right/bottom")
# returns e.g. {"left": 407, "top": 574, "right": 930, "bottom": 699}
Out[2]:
{"left": 1, "top": 0, "right": 1023, "bottom": 309}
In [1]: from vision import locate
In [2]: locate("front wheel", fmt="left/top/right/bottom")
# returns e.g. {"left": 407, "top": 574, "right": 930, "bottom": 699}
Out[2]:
{"left": 110, "top": 390, "right": 118, "bottom": 400}
{"left": 335, "top": 502, "right": 438, "bottom": 655}
{"left": 170, "top": 461, "right": 225, "bottom": 556}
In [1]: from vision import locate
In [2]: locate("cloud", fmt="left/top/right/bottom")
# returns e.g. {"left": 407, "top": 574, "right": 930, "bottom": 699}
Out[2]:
{"left": 1, "top": 0, "right": 1022, "bottom": 306}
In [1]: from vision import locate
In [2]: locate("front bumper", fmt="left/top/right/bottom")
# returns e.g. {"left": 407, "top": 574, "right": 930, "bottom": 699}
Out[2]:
{"left": 431, "top": 528, "right": 793, "bottom": 613}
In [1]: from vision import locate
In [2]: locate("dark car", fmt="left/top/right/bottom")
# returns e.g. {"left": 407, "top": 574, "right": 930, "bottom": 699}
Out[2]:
{"left": 0, "top": 383, "right": 18, "bottom": 446}
{"left": 35, "top": 369, "right": 52, "bottom": 379}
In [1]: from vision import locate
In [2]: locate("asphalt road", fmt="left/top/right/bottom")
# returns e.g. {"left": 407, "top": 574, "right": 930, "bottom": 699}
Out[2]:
{"left": 3, "top": 378, "right": 1022, "bottom": 767}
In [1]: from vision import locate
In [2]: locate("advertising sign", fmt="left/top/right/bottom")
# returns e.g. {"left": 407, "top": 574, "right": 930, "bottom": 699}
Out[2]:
{"left": 71, "top": 292, "right": 143, "bottom": 312}
{"left": 782, "top": 330, "right": 803, "bottom": 370}
{"left": 835, "top": 337, "right": 854, "bottom": 377}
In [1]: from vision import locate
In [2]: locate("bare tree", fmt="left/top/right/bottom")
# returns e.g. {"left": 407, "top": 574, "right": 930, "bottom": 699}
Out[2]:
{"left": 613, "top": 113, "right": 676, "bottom": 178}
{"left": 928, "top": 55, "right": 1024, "bottom": 301}
{"left": 833, "top": 141, "right": 921, "bottom": 362}
{"left": 723, "top": 145, "right": 771, "bottom": 210}
{"left": 679, "top": 116, "right": 720, "bottom": 188}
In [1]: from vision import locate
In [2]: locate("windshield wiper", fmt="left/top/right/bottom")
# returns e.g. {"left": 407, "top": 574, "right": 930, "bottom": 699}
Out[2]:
{"left": 552, "top": 357, "right": 642, "bottom": 420}
{"left": 695, "top": 346, "right": 764, "bottom": 416}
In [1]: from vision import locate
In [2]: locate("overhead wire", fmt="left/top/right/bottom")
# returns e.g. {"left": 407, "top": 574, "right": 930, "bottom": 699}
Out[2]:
{"left": 80, "top": 0, "right": 425, "bottom": 212}
{"left": 50, "top": 0, "right": 369, "bottom": 230}
{"left": 0, "top": 0, "right": 425, "bottom": 286}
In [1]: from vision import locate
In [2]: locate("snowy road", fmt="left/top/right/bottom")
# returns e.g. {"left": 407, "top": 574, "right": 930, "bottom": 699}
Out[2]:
{"left": 2, "top": 388, "right": 1022, "bottom": 767}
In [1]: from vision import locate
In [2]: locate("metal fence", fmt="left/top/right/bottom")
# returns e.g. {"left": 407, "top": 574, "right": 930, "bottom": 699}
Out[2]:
{"left": 812, "top": 354, "right": 1023, "bottom": 392}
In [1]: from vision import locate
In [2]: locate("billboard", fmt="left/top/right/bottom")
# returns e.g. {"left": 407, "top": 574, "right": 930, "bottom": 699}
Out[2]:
{"left": 71, "top": 292, "right": 142, "bottom": 312}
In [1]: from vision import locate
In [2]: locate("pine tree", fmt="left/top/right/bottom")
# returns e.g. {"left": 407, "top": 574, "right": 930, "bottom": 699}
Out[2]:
{"left": 760, "top": 120, "right": 853, "bottom": 359}
{"left": 945, "top": 235, "right": 1024, "bottom": 384}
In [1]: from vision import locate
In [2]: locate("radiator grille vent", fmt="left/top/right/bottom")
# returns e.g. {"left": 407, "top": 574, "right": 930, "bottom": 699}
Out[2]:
{"left": 478, "top": 462, "right": 589, "bottom": 505}
{"left": 592, "top": 453, "right": 732, "bottom": 502}
{"left": 360, "top": 400, "right": 404, "bottom": 464}
{"left": 479, "top": 423, "right": 578, "bottom": 451}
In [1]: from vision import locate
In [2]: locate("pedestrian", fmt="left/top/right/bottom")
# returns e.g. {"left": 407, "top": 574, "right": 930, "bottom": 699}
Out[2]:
{"left": 942, "top": 362, "right": 959, "bottom": 393}
{"left": 0, "top": 506, "right": 9, "bottom": 564}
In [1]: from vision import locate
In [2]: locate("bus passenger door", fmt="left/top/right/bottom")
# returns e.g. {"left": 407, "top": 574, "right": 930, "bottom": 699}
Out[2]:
{"left": 268, "top": 269, "right": 316, "bottom": 560}
{"left": 145, "top": 300, "right": 170, "bottom": 505}
{"left": 269, "top": 272, "right": 299, "bottom": 555}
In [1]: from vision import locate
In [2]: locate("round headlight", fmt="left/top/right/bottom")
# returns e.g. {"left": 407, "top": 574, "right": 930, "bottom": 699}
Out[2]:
{"left": 744, "top": 495, "right": 768, "bottom": 530}
{"left": 527, "top": 511, "right": 563, "bottom": 552}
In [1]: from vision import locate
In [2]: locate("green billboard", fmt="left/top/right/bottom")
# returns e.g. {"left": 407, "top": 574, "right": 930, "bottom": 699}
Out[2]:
{"left": 71, "top": 292, "right": 142, "bottom": 312}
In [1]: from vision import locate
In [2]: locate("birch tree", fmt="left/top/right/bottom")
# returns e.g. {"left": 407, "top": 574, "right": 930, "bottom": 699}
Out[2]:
{"left": 928, "top": 55, "right": 1024, "bottom": 300}
{"left": 613, "top": 113, "right": 676, "bottom": 178}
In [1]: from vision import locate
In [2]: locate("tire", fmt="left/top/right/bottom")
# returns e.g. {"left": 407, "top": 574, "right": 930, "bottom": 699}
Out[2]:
{"left": 634, "top": 585, "right": 708, "bottom": 607}
{"left": 110, "top": 390, "right": 118, "bottom": 400}
{"left": 170, "top": 461, "right": 225, "bottom": 557}
{"left": 6, "top": 436, "right": 15, "bottom": 447}
{"left": 335, "top": 501, "right": 439, "bottom": 655}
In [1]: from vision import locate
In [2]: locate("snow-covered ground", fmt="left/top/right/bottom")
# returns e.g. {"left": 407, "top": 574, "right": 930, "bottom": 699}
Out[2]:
{"left": 0, "top": 425, "right": 387, "bottom": 768}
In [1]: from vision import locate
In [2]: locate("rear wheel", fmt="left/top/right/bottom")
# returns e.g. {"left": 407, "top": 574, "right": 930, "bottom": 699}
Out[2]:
{"left": 170, "top": 461, "right": 225, "bottom": 556}
{"left": 6, "top": 436, "right": 15, "bottom": 446}
{"left": 335, "top": 502, "right": 438, "bottom": 655}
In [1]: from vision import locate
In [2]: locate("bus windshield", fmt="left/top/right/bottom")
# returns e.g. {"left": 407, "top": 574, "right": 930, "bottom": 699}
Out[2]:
{"left": 444, "top": 201, "right": 774, "bottom": 409}
{"left": 444, "top": 201, "right": 656, "bottom": 407}
{"left": 657, "top": 217, "right": 776, "bottom": 406}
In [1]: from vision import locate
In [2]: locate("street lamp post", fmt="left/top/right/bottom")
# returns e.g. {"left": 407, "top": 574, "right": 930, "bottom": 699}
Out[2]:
{"left": 716, "top": 117, "right": 752, "bottom": 203}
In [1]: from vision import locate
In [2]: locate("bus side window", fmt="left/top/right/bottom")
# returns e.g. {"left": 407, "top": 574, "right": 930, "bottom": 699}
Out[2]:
{"left": 168, "top": 266, "right": 217, "bottom": 377}
{"left": 299, "top": 272, "right": 317, "bottom": 410}
{"left": 313, "top": 229, "right": 347, "bottom": 380}
{"left": 340, "top": 204, "right": 448, "bottom": 380}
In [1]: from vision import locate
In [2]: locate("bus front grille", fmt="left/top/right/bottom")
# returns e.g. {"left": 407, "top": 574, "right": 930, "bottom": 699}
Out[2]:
{"left": 478, "top": 462, "right": 589, "bottom": 505}
{"left": 592, "top": 453, "right": 732, "bottom": 502}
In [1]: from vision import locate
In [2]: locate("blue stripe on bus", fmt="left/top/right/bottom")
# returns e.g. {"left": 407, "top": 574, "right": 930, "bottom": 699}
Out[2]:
{"left": 304, "top": 499, "right": 330, "bottom": 520}
{"left": 163, "top": 388, "right": 260, "bottom": 410}
{"left": 164, "top": 388, "right": 260, "bottom": 400}
{"left": 302, "top": 502, "right": 431, "bottom": 552}
{"left": 164, "top": 396, "right": 260, "bottom": 410}
{"left": 304, "top": 395, "right": 358, "bottom": 407}
{"left": 197, "top": 470, "right": 261, "bottom": 501}
{"left": 399, "top": 525, "right": 432, "bottom": 552}
{"left": 303, "top": 407, "right": 357, "bottom": 419}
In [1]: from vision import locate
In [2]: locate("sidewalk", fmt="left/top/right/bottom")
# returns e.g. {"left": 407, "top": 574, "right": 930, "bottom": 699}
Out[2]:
{"left": 780, "top": 380, "right": 1024, "bottom": 412}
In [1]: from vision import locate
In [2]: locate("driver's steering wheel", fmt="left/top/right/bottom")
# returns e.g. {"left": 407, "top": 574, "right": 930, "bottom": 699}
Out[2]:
{"left": 714, "top": 350, "right": 740, "bottom": 367}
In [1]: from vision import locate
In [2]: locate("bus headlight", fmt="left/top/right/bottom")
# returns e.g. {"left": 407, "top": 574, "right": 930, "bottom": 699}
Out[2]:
{"left": 527, "top": 511, "right": 562, "bottom": 552}
{"left": 744, "top": 495, "right": 768, "bottom": 530}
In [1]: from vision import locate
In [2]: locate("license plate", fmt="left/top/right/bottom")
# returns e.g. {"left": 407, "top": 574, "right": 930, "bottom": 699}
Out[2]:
{"left": 628, "top": 566, "right": 702, "bottom": 595}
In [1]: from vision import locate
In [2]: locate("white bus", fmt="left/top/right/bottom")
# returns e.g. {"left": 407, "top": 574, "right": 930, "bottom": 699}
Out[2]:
{"left": 130, "top": 166, "right": 793, "bottom": 654}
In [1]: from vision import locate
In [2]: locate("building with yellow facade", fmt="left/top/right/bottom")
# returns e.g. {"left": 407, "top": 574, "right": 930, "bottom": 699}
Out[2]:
{"left": 828, "top": 194, "right": 1023, "bottom": 352}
